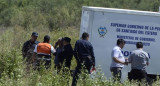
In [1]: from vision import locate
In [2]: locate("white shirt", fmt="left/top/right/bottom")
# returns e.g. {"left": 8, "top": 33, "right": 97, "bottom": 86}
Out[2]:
{"left": 34, "top": 44, "right": 56, "bottom": 55}
{"left": 110, "top": 46, "right": 125, "bottom": 68}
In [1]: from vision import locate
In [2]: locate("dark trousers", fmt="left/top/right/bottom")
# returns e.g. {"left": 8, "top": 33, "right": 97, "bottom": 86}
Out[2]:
{"left": 128, "top": 69, "right": 147, "bottom": 82}
{"left": 54, "top": 61, "right": 63, "bottom": 73}
{"left": 110, "top": 67, "right": 122, "bottom": 82}
{"left": 54, "top": 62, "right": 71, "bottom": 73}
{"left": 36, "top": 59, "right": 51, "bottom": 70}
{"left": 54, "top": 64, "right": 61, "bottom": 73}
{"left": 71, "top": 57, "right": 93, "bottom": 86}
{"left": 35, "top": 54, "right": 51, "bottom": 70}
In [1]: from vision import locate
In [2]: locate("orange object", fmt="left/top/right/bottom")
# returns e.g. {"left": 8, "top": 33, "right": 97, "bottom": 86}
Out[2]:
{"left": 37, "top": 43, "right": 51, "bottom": 54}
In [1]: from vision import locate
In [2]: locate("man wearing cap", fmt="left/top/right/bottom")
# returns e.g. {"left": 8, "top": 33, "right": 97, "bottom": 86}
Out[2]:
{"left": 33, "top": 35, "right": 56, "bottom": 70}
{"left": 22, "top": 32, "right": 39, "bottom": 68}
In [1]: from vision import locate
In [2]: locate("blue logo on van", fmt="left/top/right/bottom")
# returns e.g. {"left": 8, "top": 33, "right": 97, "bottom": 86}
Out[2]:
{"left": 98, "top": 27, "right": 107, "bottom": 37}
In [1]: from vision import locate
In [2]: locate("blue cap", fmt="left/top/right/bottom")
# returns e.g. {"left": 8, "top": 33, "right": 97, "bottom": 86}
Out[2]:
{"left": 32, "top": 32, "right": 38, "bottom": 37}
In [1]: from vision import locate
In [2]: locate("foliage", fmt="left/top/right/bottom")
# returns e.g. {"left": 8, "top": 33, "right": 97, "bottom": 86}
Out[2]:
{"left": 0, "top": 0, "right": 160, "bottom": 30}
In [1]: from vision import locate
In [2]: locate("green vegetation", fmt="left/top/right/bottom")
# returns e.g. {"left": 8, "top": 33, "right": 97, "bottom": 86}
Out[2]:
{"left": 0, "top": 0, "right": 160, "bottom": 30}
{"left": 0, "top": 0, "right": 160, "bottom": 86}
{"left": 0, "top": 27, "right": 80, "bottom": 86}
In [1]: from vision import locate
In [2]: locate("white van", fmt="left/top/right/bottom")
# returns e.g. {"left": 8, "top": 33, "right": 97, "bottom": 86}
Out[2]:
{"left": 80, "top": 6, "right": 160, "bottom": 81}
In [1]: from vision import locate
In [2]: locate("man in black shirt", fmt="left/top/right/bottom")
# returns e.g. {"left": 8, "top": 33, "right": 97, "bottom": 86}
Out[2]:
{"left": 22, "top": 32, "right": 39, "bottom": 62}
{"left": 72, "top": 32, "right": 95, "bottom": 86}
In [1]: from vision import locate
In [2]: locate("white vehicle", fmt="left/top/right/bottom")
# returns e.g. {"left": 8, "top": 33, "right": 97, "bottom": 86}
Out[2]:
{"left": 80, "top": 6, "right": 160, "bottom": 81}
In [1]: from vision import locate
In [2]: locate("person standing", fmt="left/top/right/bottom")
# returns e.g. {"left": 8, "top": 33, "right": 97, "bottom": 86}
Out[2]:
{"left": 110, "top": 39, "right": 127, "bottom": 82}
{"left": 128, "top": 42, "right": 149, "bottom": 83}
{"left": 62, "top": 37, "right": 73, "bottom": 70}
{"left": 72, "top": 32, "right": 95, "bottom": 86}
{"left": 22, "top": 32, "right": 39, "bottom": 71}
{"left": 33, "top": 35, "right": 56, "bottom": 70}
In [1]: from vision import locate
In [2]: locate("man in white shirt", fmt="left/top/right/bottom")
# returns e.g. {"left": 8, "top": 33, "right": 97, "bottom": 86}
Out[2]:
{"left": 110, "top": 39, "right": 127, "bottom": 82}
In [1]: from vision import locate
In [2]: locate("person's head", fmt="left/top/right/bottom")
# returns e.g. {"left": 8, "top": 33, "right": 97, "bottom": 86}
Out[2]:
{"left": 57, "top": 38, "right": 64, "bottom": 47}
{"left": 31, "top": 32, "right": 38, "bottom": 42}
{"left": 117, "top": 39, "right": 126, "bottom": 49}
{"left": 136, "top": 42, "right": 143, "bottom": 49}
{"left": 82, "top": 32, "right": 89, "bottom": 40}
{"left": 43, "top": 35, "right": 50, "bottom": 43}
{"left": 63, "top": 37, "right": 71, "bottom": 45}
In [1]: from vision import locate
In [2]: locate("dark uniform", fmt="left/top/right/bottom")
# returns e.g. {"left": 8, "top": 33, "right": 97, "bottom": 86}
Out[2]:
{"left": 22, "top": 40, "right": 39, "bottom": 63}
{"left": 72, "top": 39, "right": 95, "bottom": 86}
{"left": 62, "top": 44, "right": 73, "bottom": 69}
{"left": 55, "top": 44, "right": 73, "bottom": 72}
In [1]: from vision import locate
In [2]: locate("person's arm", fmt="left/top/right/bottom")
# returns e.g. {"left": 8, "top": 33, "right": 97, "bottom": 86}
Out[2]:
{"left": 128, "top": 53, "right": 133, "bottom": 64}
{"left": 52, "top": 47, "right": 57, "bottom": 56}
{"left": 90, "top": 45, "right": 95, "bottom": 67}
{"left": 22, "top": 42, "right": 27, "bottom": 58}
{"left": 51, "top": 46, "right": 56, "bottom": 55}
{"left": 74, "top": 41, "right": 79, "bottom": 63}
{"left": 113, "top": 50, "right": 126, "bottom": 65}
{"left": 113, "top": 57, "right": 126, "bottom": 65}
{"left": 146, "top": 53, "right": 149, "bottom": 66}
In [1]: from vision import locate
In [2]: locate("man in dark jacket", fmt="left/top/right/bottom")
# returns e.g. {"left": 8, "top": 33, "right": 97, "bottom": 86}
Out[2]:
{"left": 62, "top": 37, "right": 73, "bottom": 70}
{"left": 22, "top": 32, "right": 39, "bottom": 72}
{"left": 72, "top": 32, "right": 95, "bottom": 86}
{"left": 22, "top": 32, "right": 39, "bottom": 63}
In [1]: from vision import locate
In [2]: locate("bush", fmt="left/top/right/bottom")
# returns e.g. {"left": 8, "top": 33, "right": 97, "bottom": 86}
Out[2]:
{"left": 0, "top": 0, "right": 160, "bottom": 30}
